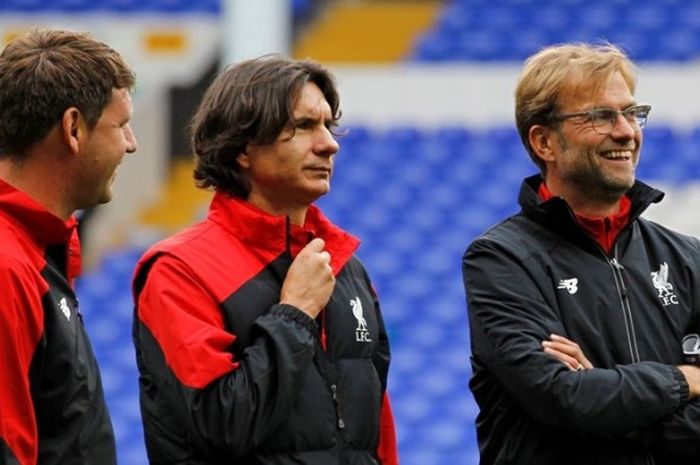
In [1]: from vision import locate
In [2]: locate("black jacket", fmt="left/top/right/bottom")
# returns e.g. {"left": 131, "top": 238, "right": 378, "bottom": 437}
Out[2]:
{"left": 463, "top": 175, "right": 700, "bottom": 465}
{"left": 132, "top": 192, "right": 397, "bottom": 465}
{"left": 0, "top": 179, "right": 116, "bottom": 465}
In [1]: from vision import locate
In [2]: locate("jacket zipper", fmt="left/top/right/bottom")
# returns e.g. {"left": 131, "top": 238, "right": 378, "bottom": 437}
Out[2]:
{"left": 609, "top": 256, "right": 641, "bottom": 363}
{"left": 610, "top": 250, "right": 655, "bottom": 465}
{"left": 564, "top": 205, "right": 640, "bottom": 364}
{"left": 293, "top": 223, "right": 346, "bottom": 433}
{"left": 561, "top": 196, "right": 656, "bottom": 464}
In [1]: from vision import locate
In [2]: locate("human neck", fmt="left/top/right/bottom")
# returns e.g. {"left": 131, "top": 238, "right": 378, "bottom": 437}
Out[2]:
{"left": 567, "top": 197, "right": 621, "bottom": 218}
{"left": 544, "top": 179, "right": 622, "bottom": 218}
{"left": 246, "top": 194, "right": 308, "bottom": 226}
{"left": 0, "top": 156, "right": 73, "bottom": 220}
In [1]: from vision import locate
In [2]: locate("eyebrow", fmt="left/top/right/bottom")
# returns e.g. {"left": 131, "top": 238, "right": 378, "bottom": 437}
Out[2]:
{"left": 293, "top": 106, "right": 335, "bottom": 122}
{"left": 584, "top": 102, "right": 638, "bottom": 111}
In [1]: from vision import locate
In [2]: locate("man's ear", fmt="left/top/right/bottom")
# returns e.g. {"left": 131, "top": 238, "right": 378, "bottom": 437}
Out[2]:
{"left": 61, "top": 107, "right": 83, "bottom": 154}
{"left": 529, "top": 125, "right": 557, "bottom": 163}
{"left": 236, "top": 150, "right": 249, "bottom": 169}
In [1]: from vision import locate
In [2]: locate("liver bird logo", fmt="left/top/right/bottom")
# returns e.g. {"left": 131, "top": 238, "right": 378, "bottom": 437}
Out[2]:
{"left": 651, "top": 262, "right": 674, "bottom": 298}
{"left": 350, "top": 296, "right": 368, "bottom": 331}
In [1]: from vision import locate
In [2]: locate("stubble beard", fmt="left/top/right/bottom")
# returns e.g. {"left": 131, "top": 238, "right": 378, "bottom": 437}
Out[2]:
{"left": 565, "top": 151, "right": 635, "bottom": 205}
{"left": 558, "top": 134, "right": 635, "bottom": 205}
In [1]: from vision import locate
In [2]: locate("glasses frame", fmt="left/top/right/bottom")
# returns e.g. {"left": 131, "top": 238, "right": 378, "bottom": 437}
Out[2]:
{"left": 549, "top": 104, "right": 652, "bottom": 135}
{"left": 683, "top": 333, "right": 700, "bottom": 364}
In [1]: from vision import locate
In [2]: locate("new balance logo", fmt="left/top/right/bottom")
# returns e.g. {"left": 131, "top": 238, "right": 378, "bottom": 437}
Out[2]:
{"left": 557, "top": 278, "right": 578, "bottom": 295}
{"left": 59, "top": 297, "right": 71, "bottom": 321}
{"left": 350, "top": 296, "right": 371, "bottom": 342}
{"left": 651, "top": 262, "right": 679, "bottom": 306}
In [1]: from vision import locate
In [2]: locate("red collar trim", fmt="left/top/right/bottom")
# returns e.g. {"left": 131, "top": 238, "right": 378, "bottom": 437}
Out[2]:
{"left": 208, "top": 192, "right": 360, "bottom": 274}
{"left": 0, "top": 178, "right": 81, "bottom": 281}
{"left": 537, "top": 182, "right": 631, "bottom": 254}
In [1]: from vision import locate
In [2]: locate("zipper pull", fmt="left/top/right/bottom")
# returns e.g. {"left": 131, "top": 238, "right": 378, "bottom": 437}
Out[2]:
{"left": 610, "top": 258, "right": 629, "bottom": 296}
{"left": 611, "top": 257, "right": 624, "bottom": 271}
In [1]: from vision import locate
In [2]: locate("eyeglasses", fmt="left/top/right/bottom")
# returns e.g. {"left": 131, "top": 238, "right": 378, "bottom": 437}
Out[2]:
{"left": 682, "top": 333, "right": 700, "bottom": 364}
{"left": 550, "top": 104, "right": 652, "bottom": 135}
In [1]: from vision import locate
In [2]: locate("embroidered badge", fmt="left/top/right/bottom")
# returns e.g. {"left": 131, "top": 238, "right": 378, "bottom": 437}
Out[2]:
{"left": 557, "top": 278, "right": 578, "bottom": 295}
{"left": 651, "top": 262, "right": 679, "bottom": 306}
{"left": 350, "top": 296, "right": 372, "bottom": 342}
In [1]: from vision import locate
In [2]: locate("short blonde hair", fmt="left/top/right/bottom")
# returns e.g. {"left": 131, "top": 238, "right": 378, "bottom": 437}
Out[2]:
{"left": 515, "top": 43, "right": 637, "bottom": 173}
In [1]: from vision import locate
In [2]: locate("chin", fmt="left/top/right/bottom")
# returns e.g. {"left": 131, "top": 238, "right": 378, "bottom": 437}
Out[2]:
{"left": 310, "top": 182, "right": 331, "bottom": 195}
{"left": 97, "top": 189, "right": 114, "bottom": 205}
{"left": 303, "top": 189, "right": 329, "bottom": 205}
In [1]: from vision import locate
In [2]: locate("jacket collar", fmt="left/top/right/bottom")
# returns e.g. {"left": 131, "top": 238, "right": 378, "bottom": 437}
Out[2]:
{"left": 208, "top": 191, "right": 360, "bottom": 274}
{"left": 518, "top": 174, "right": 664, "bottom": 251}
{"left": 0, "top": 178, "right": 78, "bottom": 245}
{"left": 519, "top": 174, "right": 664, "bottom": 221}
{"left": 0, "top": 178, "right": 81, "bottom": 281}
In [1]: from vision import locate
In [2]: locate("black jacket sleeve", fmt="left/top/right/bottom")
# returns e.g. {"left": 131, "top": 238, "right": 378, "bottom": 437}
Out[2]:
{"left": 635, "top": 233, "right": 700, "bottom": 455}
{"left": 640, "top": 399, "right": 700, "bottom": 456}
{"left": 362, "top": 267, "right": 390, "bottom": 394}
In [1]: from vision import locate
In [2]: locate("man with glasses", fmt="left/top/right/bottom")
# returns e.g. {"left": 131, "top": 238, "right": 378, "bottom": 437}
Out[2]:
{"left": 463, "top": 42, "right": 700, "bottom": 464}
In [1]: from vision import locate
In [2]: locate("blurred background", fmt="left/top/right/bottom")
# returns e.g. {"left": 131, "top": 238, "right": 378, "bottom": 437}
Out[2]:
{"left": 3, "top": 0, "right": 700, "bottom": 463}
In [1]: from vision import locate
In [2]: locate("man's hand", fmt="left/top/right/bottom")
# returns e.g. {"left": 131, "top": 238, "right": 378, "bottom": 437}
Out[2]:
{"left": 280, "top": 238, "right": 335, "bottom": 318}
{"left": 542, "top": 334, "right": 594, "bottom": 371}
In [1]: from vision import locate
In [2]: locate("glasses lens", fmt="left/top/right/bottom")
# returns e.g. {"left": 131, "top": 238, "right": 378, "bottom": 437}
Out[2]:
{"left": 633, "top": 107, "right": 649, "bottom": 129}
{"left": 590, "top": 109, "right": 616, "bottom": 134}
{"left": 683, "top": 333, "right": 700, "bottom": 354}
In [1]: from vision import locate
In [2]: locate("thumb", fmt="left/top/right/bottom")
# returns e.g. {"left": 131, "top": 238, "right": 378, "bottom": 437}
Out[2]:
{"left": 303, "top": 237, "right": 326, "bottom": 253}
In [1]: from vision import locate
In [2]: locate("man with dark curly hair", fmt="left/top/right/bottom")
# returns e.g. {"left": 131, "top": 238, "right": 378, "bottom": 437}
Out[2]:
{"left": 132, "top": 55, "right": 398, "bottom": 465}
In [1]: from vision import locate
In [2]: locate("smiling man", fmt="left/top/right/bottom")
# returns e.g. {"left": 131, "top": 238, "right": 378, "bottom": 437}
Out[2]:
{"left": 462, "top": 43, "right": 700, "bottom": 464}
{"left": 0, "top": 29, "right": 137, "bottom": 465}
{"left": 132, "top": 56, "right": 398, "bottom": 465}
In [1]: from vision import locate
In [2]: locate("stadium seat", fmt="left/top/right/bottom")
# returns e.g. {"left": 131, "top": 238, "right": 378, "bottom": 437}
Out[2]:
{"left": 411, "top": 0, "right": 700, "bottom": 62}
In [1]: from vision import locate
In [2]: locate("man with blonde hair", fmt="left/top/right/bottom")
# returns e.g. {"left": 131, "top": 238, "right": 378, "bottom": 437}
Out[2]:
{"left": 463, "top": 42, "right": 700, "bottom": 464}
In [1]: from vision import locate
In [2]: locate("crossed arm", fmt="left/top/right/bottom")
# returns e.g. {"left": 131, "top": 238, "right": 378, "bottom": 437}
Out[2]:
{"left": 541, "top": 332, "right": 700, "bottom": 456}
{"left": 543, "top": 334, "right": 700, "bottom": 397}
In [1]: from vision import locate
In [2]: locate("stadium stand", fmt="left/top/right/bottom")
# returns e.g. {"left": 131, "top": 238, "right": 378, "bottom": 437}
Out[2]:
{"left": 412, "top": 0, "right": 700, "bottom": 62}
{"left": 0, "top": 0, "right": 220, "bottom": 13}
{"left": 6, "top": 1, "right": 700, "bottom": 464}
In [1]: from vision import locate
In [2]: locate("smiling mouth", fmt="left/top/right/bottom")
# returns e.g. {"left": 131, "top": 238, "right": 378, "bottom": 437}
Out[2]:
{"left": 600, "top": 150, "right": 633, "bottom": 161}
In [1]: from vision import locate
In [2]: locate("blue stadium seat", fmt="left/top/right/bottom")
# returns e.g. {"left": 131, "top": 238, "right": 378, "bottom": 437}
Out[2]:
{"left": 411, "top": 0, "right": 700, "bottom": 61}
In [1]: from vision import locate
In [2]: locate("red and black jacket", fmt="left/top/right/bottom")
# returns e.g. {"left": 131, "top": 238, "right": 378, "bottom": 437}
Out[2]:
{"left": 132, "top": 192, "right": 398, "bottom": 465}
{"left": 0, "top": 179, "right": 116, "bottom": 465}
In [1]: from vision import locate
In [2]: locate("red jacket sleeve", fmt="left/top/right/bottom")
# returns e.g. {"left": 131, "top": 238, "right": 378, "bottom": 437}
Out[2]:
{"left": 137, "top": 255, "right": 239, "bottom": 388}
{"left": 377, "top": 392, "right": 399, "bottom": 465}
{"left": 0, "top": 261, "right": 45, "bottom": 465}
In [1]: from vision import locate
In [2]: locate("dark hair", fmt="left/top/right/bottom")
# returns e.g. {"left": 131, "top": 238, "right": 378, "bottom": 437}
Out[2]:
{"left": 191, "top": 55, "right": 341, "bottom": 198}
{"left": 0, "top": 28, "right": 135, "bottom": 157}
